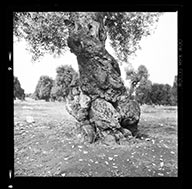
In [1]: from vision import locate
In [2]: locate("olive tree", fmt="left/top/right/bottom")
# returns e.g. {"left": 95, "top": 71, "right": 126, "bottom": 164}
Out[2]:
{"left": 33, "top": 75, "right": 53, "bottom": 101}
{"left": 14, "top": 76, "right": 25, "bottom": 100}
{"left": 14, "top": 12, "right": 161, "bottom": 143}
{"left": 50, "top": 65, "right": 79, "bottom": 101}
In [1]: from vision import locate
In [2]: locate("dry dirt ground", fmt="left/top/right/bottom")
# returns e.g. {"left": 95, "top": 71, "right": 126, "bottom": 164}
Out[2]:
{"left": 14, "top": 98, "right": 178, "bottom": 177}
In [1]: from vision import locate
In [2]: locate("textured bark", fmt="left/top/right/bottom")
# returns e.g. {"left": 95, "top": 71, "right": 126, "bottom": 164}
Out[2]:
{"left": 65, "top": 13, "right": 141, "bottom": 143}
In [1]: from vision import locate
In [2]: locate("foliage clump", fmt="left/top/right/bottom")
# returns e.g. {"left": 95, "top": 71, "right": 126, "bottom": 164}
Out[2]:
{"left": 125, "top": 65, "right": 177, "bottom": 106}
{"left": 13, "top": 12, "right": 161, "bottom": 62}
{"left": 50, "top": 65, "right": 79, "bottom": 101}
{"left": 32, "top": 65, "right": 79, "bottom": 102}
{"left": 14, "top": 76, "right": 25, "bottom": 100}
{"left": 33, "top": 76, "right": 53, "bottom": 101}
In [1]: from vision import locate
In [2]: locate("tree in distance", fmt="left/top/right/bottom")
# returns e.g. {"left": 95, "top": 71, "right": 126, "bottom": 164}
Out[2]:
{"left": 50, "top": 65, "right": 79, "bottom": 101}
{"left": 125, "top": 66, "right": 177, "bottom": 106}
{"left": 171, "top": 75, "right": 177, "bottom": 105}
{"left": 25, "top": 93, "right": 33, "bottom": 98}
{"left": 135, "top": 79, "right": 152, "bottom": 105}
{"left": 33, "top": 75, "right": 53, "bottom": 101}
{"left": 150, "top": 83, "right": 173, "bottom": 106}
{"left": 125, "top": 65, "right": 150, "bottom": 100}
{"left": 14, "top": 76, "right": 25, "bottom": 100}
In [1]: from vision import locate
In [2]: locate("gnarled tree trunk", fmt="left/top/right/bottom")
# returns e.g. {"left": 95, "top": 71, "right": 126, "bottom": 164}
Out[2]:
{"left": 65, "top": 12, "right": 141, "bottom": 144}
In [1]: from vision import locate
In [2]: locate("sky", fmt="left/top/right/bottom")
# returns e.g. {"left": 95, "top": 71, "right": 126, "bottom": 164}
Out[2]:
{"left": 13, "top": 12, "right": 178, "bottom": 94}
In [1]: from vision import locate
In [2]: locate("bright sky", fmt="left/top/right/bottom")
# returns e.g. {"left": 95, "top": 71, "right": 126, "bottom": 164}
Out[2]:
{"left": 13, "top": 12, "right": 178, "bottom": 94}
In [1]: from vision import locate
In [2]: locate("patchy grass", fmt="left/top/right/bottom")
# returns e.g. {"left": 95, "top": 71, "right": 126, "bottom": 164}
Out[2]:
{"left": 14, "top": 98, "right": 177, "bottom": 177}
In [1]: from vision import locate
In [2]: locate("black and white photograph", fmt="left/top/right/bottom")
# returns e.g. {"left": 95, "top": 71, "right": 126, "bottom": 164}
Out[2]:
{"left": 13, "top": 11, "right": 179, "bottom": 178}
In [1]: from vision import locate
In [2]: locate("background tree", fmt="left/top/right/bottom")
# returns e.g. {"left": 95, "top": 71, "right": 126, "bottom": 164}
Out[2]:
{"left": 170, "top": 75, "right": 177, "bottom": 105}
{"left": 161, "top": 84, "right": 173, "bottom": 105}
{"left": 50, "top": 81, "right": 63, "bottom": 101}
{"left": 33, "top": 76, "right": 53, "bottom": 101}
{"left": 125, "top": 70, "right": 177, "bottom": 106}
{"left": 14, "top": 12, "right": 162, "bottom": 143}
{"left": 50, "top": 65, "right": 79, "bottom": 101}
{"left": 125, "top": 64, "right": 150, "bottom": 99}
{"left": 135, "top": 79, "right": 152, "bottom": 105}
{"left": 25, "top": 93, "right": 33, "bottom": 98}
{"left": 14, "top": 76, "right": 25, "bottom": 100}
{"left": 150, "top": 84, "right": 162, "bottom": 105}
{"left": 150, "top": 83, "right": 172, "bottom": 105}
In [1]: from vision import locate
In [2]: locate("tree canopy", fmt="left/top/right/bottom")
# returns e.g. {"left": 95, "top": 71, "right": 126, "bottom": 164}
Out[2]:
{"left": 150, "top": 83, "right": 173, "bottom": 105}
{"left": 13, "top": 12, "right": 162, "bottom": 62}
{"left": 125, "top": 65, "right": 177, "bottom": 106}
{"left": 50, "top": 65, "right": 79, "bottom": 101}
{"left": 135, "top": 79, "right": 152, "bottom": 105}
{"left": 125, "top": 64, "right": 150, "bottom": 97}
{"left": 33, "top": 75, "right": 54, "bottom": 101}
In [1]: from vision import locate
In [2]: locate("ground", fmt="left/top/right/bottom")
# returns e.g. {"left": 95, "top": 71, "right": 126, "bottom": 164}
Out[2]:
{"left": 14, "top": 98, "right": 177, "bottom": 177}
